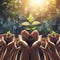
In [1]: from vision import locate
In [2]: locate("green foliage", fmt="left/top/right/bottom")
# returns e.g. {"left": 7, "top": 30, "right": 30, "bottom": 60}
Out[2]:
{"left": 21, "top": 14, "right": 41, "bottom": 31}
{"left": 6, "top": 31, "right": 12, "bottom": 35}
{"left": 32, "top": 26, "right": 37, "bottom": 30}
{"left": 51, "top": 31, "right": 56, "bottom": 36}
{"left": 25, "top": 27, "right": 30, "bottom": 30}
{"left": 32, "top": 21, "right": 41, "bottom": 25}
{"left": 21, "top": 22, "right": 30, "bottom": 26}
{"left": 27, "top": 14, "right": 34, "bottom": 23}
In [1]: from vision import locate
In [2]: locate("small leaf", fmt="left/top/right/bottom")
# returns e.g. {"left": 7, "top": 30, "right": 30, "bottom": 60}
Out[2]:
{"left": 32, "top": 21, "right": 41, "bottom": 25}
{"left": 21, "top": 22, "right": 30, "bottom": 26}
{"left": 32, "top": 27, "right": 36, "bottom": 30}
{"left": 25, "top": 27, "right": 31, "bottom": 30}
{"left": 51, "top": 31, "right": 56, "bottom": 36}
{"left": 7, "top": 31, "right": 11, "bottom": 35}
{"left": 27, "top": 14, "right": 34, "bottom": 23}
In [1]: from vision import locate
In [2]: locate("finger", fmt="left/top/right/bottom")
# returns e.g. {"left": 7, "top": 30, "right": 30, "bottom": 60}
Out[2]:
{"left": 32, "top": 40, "right": 41, "bottom": 48}
{"left": 45, "top": 42, "right": 48, "bottom": 49}
{"left": 18, "top": 35, "right": 29, "bottom": 48}
{"left": 48, "top": 41, "right": 55, "bottom": 48}
{"left": 19, "top": 39, "right": 29, "bottom": 49}
{"left": 40, "top": 45, "right": 45, "bottom": 51}
{"left": 38, "top": 35, "right": 42, "bottom": 41}
{"left": 56, "top": 40, "right": 60, "bottom": 46}
{"left": 47, "top": 37, "right": 55, "bottom": 47}
{"left": 18, "top": 35, "right": 22, "bottom": 41}
{"left": 14, "top": 41, "right": 21, "bottom": 50}
{"left": 56, "top": 35, "right": 60, "bottom": 44}
{"left": 31, "top": 30, "right": 39, "bottom": 40}
{"left": 47, "top": 37, "right": 50, "bottom": 42}
{"left": 21, "top": 30, "right": 29, "bottom": 40}
{"left": 14, "top": 42, "right": 17, "bottom": 49}
{"left": 58, "top": 35, "right": 60, "bottom": 41}
{"left": 1, "top": 36, "right": 6, "bottom": 44}
{"left": 12, "top": 36, "right": 15, "bottom": 42}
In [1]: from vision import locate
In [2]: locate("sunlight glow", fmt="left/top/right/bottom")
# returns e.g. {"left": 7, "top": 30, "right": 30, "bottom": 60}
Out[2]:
{"left": 30, "top": 0, "right": 45, "bottom": 6}
{"left": 7, "top": 0, "right": 56, "bottom": 19}
{"left": 28, "top": 0, "right": 49, "bottom": 15}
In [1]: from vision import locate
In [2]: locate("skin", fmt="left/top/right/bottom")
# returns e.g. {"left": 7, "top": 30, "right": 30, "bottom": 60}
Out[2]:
{"left": 30, "top": 36, "right": 41, "bottom": 60}
{"left": 0, "top": 31, "right": 59, "bottom": 60}
{"left": 3, "top": 34, "right": 16, "bottom": 60}
{"left": 30, "top": 30, "right": 42, "bottom": 60}
{"left": 48, "top": 34, "right": 60, "bottom": 55}
{"left": 11, "top": 38, "right": 21, "bottom": 60}
{"left": 40, "top": 38, "right": 49, "bottom": 60}
{"left": 5, "top": 38, "right": 20, "bottom": 60}
{"left": 21, "top": 30, "right": 29, "bottom": 42}
{"left": 11, "top": 47, "right": 20, "bottom": 60}
{"left": 21, "top": 30, "right": 42, "bottom": 60}
{"left": 39, "top": 34, "right": 60, "bottom": 60}
{"left": 48, "top": 34, "right": 59, "bottom": 44}
{"left": 40, "top": 46, "right": 49, "bottom": 60}
{"left": 21, "top": 30, "right": 39, "bottom": 46}
{"left": 19, "top": 30, "right": 39, "bottom": 60}
{"left": 0, "top": 34, "right": 6, "bottom": 60}
{"left": 47, "top": 37, "right": 60, "bottom": 60}
{"left": 56, "top": 35, "right": 60, "bottom": 55}
{"left": 19, "top": 35, "right": 30, "bottom": 60}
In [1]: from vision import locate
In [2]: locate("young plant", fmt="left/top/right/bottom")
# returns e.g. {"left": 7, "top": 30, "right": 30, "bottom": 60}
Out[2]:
{"left": 48, "top": 31, "right": 59, "bottom": 44}
{"left": 51, "top": 31, "right": 56, "bottom": 37}
{"left": 21, "top": 14, "right": 41, "bottom": 31}
{"left": 6, "top": 31, "right": 12, "bottom": 35}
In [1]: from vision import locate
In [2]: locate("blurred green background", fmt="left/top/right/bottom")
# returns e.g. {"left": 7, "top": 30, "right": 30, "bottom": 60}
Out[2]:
{"left": 0, "top": 0, "right": 60, "bottom": 37}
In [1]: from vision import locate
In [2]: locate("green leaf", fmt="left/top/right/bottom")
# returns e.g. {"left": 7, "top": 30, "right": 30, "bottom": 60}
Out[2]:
{"left": 7, "top": 31, "right": 11, "bottom": 35}
{"left": 25, "top": 27, "right": 31, "bottom": 30}
{"left": 32, "top": 21, "right": 41, "bottom": 25}
{"left": 21, "top": 22, "right": 30, "bottom": 26}
{"left": 32, "top": 27, "right": 36, "bottom": 30}
{"left": 51, "top": 31, "right": 56, "bottom": 36}
{"left": 27, "top": 14, "right": 34, "bottom": 23}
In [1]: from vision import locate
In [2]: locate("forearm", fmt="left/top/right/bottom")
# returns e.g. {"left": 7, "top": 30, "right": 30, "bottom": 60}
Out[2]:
{"left": 44, "top": 52, "right": 49, "bottom": 60}
{"left": 53, "top": 50, "right": 60, "bottom": 60}
{"left": 0, "top": 41, "right": 6, "bottom": 47}
{"left": 32, "top": 40, "right": 41, "bottom": 48}
{"left": 12, "top": 50, "right": 19, "bottom": 60}
{"left": 19, "top": 40, "right": 29, "bottom": 49}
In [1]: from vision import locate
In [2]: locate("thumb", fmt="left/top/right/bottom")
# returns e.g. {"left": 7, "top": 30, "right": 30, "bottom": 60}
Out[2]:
{"left": 38, "top": 35, "right": 42, "bottom": 41}
{"left": 18, "top": 35, "right": 22, "bottom": 41}
{"left": 40, "top": 45, "right": 45, "bottom": 51}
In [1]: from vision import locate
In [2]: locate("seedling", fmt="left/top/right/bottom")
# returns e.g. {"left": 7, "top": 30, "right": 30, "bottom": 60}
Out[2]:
{"left": 51, "top": 31, "right": 56, "bottom": 37}
{"left": 21, "top": 14, "right": 41, "bottom": 31}
{"left": 6, "top": 31, "right": 12, "bottom": 35}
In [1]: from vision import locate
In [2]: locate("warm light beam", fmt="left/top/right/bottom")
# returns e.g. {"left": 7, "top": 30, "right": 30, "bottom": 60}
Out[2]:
{"left": 30, "top": 0, "right": 45, "bottom": 7}
{"left": 28, "top": 0, "right": 49, "bottom": 14}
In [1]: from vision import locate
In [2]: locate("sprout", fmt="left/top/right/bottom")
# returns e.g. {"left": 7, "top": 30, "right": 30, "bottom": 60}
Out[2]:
{"left": 51, "top": 31, "right": 56, "bottom": 37}
{"left": 6, "top": 31, "right": 12, "bottom": 35}
{"left": 21, "top": 13, "right": 41, "bottom": 31}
